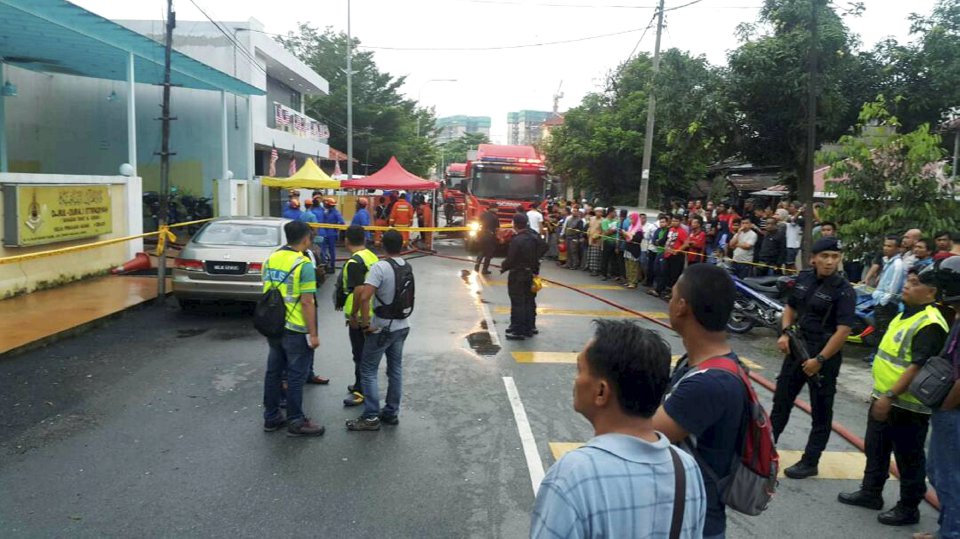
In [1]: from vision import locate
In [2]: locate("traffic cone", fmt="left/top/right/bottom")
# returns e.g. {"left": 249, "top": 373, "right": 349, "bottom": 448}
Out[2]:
{"left": 112, "top": 252, "right": 152, "bottom": 274}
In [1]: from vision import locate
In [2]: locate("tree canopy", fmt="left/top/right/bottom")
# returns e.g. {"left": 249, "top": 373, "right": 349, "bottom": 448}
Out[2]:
{"left": 279, "top": 24, "right": 437, "bottom": 177}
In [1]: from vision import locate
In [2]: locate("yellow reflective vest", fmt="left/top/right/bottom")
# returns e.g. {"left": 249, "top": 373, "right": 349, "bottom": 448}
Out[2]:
{"left": 343, "top": 248, "right": 379, "bottom": 319}
{"left": 872, "top": 304, "right": 949, "bottom": 413}
{"left": 263, "top": 248, "right": 312, "bottom": 333}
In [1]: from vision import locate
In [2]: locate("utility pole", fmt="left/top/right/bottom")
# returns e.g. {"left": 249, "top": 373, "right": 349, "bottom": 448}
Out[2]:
{"left": 157, "top": 0, "right": 176, "bottom": 302}
{"left": 638, "top": 0, "right": 665, "bottom": 210}
{"left": 346, "top": 0, "right": 354, "bottom": 180}
{"left": 800, "top": 0, "right": 822, "bottom": 266}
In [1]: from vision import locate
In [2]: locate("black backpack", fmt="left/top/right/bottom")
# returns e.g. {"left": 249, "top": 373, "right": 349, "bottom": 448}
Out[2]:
{"left": 374, "top": 258, "right": 415, "bottom": 320}
{"left": 334, "top": 253, "right": 367, "bottom": 310}
{"left": 254, "top": 258, "right": 305, "bottom": 338}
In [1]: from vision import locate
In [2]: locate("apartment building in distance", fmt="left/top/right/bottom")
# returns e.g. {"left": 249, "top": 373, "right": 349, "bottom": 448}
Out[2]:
{"left": 506, "top": 110, "right": 555, "bottom": 146}
{"left": 435, "top": 115, "right": 491, "bottom": 144}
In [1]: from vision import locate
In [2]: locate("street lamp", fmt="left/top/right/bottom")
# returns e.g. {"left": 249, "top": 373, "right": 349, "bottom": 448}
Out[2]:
{"left": 416, "top": 78, "right": 457, "bottom": 138}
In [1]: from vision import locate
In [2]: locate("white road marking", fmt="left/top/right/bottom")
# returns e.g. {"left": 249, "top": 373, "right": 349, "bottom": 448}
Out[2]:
{"left": 503, "top": 376, "right": 545, "bottom": 496}
{"left": 480, "top": 300, "right": 501, "bottom": 347}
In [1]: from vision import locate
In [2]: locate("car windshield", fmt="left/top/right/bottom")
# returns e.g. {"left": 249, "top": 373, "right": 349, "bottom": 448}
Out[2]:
{"left": 193, "top": 223, "right": 281, "bottom": 247}
{"left": 473, "top": 171, "right": 542, "bottom": 200}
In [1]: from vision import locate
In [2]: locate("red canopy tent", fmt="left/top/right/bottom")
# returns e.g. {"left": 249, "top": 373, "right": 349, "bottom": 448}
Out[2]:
{"left": 340, "top": 156, "right": 440, "bottom": 191}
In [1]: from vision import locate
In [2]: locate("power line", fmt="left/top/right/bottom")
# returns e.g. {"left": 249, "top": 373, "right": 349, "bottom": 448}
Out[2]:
{"left": 664, "top": 0, "right": 708, "bottom": 11}
{"left": 626, "top": 10, "right": 660, "bottom": 61}
{"left": 360, "top": 27, "right": 650, "bottom": 51}
{"left": 186, "top": 0, "right": 267, "bottom": 76}
{"left": 451, "top": 0, "right": 757, "bottom": 7}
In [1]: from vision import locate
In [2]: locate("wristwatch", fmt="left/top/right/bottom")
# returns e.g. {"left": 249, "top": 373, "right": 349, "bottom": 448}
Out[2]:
{"left": 883, "top": 390, "right": 897, "bottom": 400}
{"left": 815, "top": 354, "right": 826, "bottom": 364}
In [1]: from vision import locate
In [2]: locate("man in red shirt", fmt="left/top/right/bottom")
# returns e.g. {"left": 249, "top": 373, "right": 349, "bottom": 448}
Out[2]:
{"left": 657, "top": 214, "right": 688, "bottom": 299}
{"left": 683, "top": 216, "right": 707, "bottom": 265}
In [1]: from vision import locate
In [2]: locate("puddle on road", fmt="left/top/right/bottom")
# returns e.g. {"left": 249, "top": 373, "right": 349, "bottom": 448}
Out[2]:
{"left": 458, "top": 269, "right": 501, "bottom": 357}
{"left": 466, "top": 331, "right": 500, "bottom": 356}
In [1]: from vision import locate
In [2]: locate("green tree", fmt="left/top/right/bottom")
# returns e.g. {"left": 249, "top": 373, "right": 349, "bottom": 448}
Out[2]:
{"left": 435, "top": 132, "right": 490, "bottom": 173}
{"left": 279, "top": 24, "right": 437, "bottom": 177}
{"left": 822, "top": 97, "right": 960, "bottom": 259}
{"left": 544, "top": 49, "right": 733, "bottom": 205}
{"left": 726, "top": 0, "right": 868, "bottom": 176}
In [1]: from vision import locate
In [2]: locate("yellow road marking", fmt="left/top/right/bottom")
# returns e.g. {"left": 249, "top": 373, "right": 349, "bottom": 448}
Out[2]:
{"left": 551, "top": 444, "right": 876, "bottom": 480}
{"left": 550, "top": 442, "right": 584, "bottom": 461}
{"left": 493, "top": 307, "right": 668, "bottom": 319}
{"left": 777, "top": 450, "right": 887, "bottom": 480}
{"left": 512, "top": 352, "right": 764, "bottom": 370}
{"left": 484, "top": 280, "right": 624, "bottom": 291}
{"left": 513, "top": 352, "right": 578, "bottom": 364}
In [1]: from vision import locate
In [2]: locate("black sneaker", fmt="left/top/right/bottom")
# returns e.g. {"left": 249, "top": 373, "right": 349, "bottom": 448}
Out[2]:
{"left": 481, "top": 270, "right": 492, "bottom": 275}
{"left": 263, "top": 417, "right": 286, "bottom": 432}
{"left": 505, "top": 333, "right": 527, "bottom": 341}
{"left": 784, "top": 460, "right": 819, "bottom": 479}
{"left": 343, "top": 391, "right": 364, "bottom": 407}
{"left": 286, "top": 418, "right": 325, "bottom": 437}
{"left": 838, "top": 489, "right": 884, "bottom": 510}
{"left": 379, "top": 413, "right": 399, "bottom": 425}
{"left": 878, "top": 503, "right": 920, "bottom": 526}
{"left": 346, "top": 416, "right": 381, "bottom": 431}
{"left": 347, "top": 384, "right": 357, "bottom": 393}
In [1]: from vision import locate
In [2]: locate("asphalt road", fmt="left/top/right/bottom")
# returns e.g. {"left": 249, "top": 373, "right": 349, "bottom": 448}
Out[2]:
{"left": 0, "top": 241, "right": 942, "bottom": 538}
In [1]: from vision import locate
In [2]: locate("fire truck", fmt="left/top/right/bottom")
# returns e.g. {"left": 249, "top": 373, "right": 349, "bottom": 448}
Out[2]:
{"left": 442, "top": 163, "right": 468, "bottom": 225}
{"left": 463, "top": 144, "right": 547, "bottom": 252}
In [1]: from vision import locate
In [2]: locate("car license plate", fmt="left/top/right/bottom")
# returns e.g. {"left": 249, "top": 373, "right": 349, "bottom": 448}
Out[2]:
{"left": 206, "top": 261, "right": 246, "bottom": 274}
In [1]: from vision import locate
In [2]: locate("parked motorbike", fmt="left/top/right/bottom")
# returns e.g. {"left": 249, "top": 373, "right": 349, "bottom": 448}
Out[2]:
{"left": 726, "top": 271, "right": 878, "bottom": 346}
{"left": 726, "top": 274, "right": 792, "bottom": 334}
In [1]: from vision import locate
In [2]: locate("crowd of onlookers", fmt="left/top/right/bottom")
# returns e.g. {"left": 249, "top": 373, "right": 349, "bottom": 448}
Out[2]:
{"left": 534, "top": 197, "right": 960, "bottom": 304}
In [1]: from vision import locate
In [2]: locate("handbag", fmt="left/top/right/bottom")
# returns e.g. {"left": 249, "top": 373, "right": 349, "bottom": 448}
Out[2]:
{"left": 909, "top": 327, "right": 959, "bottom": 408}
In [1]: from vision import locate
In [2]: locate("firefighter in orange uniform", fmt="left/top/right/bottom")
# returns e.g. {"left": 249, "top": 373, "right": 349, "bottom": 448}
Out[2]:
{"left": 389, "top": 193, "right": 414, "bottom": 246}
{"left": 418, "top": 200, "right": 434, "bottom": 250}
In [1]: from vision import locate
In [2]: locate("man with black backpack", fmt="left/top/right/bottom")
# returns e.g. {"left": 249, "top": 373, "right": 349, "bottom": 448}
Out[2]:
{"left": 654, "top": 264, "right": 777, "bottom": 539}
{"left": 335, "top": 225, "right": 379, "bottom": 407}
{"left": 258, "top": 221, "right": 325, "bottom": 437}
{"left": 346, "top": 230, "right": 415, "bottom": 431}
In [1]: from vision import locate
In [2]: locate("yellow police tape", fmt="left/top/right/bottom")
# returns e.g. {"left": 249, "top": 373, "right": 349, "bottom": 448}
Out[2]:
{"left": 0, "top": 218, "right": 215, "bottom": 266}
{"left": 308, "top": 223, "right": 471, "bottom": 233}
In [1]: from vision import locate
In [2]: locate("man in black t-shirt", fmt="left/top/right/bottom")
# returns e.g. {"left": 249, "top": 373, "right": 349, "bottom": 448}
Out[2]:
{"left": 654, "top": 264, "right": 749, "bottom": 539}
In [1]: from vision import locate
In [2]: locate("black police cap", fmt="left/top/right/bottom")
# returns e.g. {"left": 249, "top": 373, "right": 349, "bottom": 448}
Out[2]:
{"left": 812, "top": 237, "right": 842, "bottom": 254}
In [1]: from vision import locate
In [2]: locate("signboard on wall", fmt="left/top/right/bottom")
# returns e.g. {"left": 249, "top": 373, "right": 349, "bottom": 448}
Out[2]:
{"left": 3, "top": 185, "right": 113, "bottom": 247}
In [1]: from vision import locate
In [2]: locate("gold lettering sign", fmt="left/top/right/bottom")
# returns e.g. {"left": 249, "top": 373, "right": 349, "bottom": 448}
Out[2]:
{"left": 4, "top": 185, "right": 113, "bottom": 247}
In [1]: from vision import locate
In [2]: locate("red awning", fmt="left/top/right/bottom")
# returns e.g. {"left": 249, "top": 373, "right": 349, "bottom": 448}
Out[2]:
{"left": 341, "top": 156, "right": 440, "bottom": 191}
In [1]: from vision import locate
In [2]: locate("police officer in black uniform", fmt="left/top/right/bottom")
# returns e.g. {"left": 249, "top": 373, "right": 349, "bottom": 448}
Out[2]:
{"left": 501, "top": 213, "right": 547, "bottom": 341}
{"left": 474, "top": 208, "right": 500, "bottom": 275}
{"left": 771, "top": 237, "right": 858, "bottom": 479}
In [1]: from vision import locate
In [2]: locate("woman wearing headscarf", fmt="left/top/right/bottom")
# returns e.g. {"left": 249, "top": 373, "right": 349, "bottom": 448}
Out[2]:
{"left": 622, "top": 211, "right": 644, "bottom": 289}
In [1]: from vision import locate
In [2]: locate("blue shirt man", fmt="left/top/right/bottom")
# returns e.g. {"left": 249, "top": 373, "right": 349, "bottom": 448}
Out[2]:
{"left": 351, "top": 200, "right": 372, "bottom": 242}
{"left": 281, "top": 200, "right": 301, "bottom": 221}
{"left": 532, "top": 320, "right": 706, "bottom": 538}
{"left": 298, "top": 201, "right": 318, "bottom": 223}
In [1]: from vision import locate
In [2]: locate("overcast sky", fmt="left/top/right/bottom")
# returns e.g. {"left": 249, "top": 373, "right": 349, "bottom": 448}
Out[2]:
{"left": 75, "top": 0, "right": 938, "bottom": 144}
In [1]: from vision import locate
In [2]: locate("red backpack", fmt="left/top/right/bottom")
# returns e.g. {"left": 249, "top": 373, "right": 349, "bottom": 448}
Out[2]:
{"left": 689, "top": 357, "right": 779, "bottom": 516}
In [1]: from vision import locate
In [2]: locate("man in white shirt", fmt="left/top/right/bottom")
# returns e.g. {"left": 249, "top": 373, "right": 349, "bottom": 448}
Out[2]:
{"left": 527, "top": 207, "right": 545, "bottom": 237}
{"left": 729, "top": 217, "right": 758, "bottom": 278}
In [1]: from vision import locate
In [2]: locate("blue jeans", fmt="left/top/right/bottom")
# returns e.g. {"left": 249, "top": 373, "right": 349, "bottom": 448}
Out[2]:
{"left": 321, "top": 235, "right": 337, "bottom": 268}
{"left": 264, "top": 332, "right": 312, "bottom": 423}
{"left": 360, "top": 328, "right": 410, "bottom": 419}
{"left": 929, "top": 408, "right": 960, "bottom": 538}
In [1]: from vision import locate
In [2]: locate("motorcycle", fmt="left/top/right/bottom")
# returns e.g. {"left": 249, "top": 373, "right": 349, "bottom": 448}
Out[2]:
{"left": 726, "top": 273, "right": 792, "bottom": 334}
{"left": 726, "top": 271, "right": 879, "bottom": 346}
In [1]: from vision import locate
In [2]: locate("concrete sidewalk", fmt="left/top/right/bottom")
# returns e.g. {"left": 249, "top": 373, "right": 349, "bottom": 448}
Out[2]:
{"left": 0, "top": 275, "right": 169, "bottom": 355}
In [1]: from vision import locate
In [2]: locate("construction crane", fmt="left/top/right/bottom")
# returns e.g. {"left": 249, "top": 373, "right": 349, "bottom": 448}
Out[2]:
{"left": 552, "top": 80, "right": 564, "bottom": 115}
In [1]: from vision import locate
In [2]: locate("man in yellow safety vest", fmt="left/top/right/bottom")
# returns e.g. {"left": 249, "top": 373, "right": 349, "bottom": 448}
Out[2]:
{"left": 337, "top": 225, "right": 379, "bottom": 407}
{"left": 839, "top": 265, "right": 949, "bottom": 526}
{"left": 261, "top": 220, "right": 325, "bottom": 437}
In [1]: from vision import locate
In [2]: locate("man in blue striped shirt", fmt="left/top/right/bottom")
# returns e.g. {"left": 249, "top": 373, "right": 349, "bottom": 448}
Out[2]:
{"left": 531, "top": 320, "right": 707, "bottom": 538}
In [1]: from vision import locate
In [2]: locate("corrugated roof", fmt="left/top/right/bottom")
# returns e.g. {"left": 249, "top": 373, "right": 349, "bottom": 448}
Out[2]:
{"left": 727, "top": 173, "right": 780, "bottom": 193}
{"left": 0, "top": 0, "right": 264, "bottom": 95}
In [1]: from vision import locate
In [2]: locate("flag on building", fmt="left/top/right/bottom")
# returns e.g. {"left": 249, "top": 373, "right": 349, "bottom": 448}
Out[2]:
{"left": 288, "top": 153, "right": 297, "bottom": 177}
{"left": 268, "top": 145, "right": 278, "bottom": 177}
{"left": 333, "top": 160, "right": 342, "bottom": 177}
